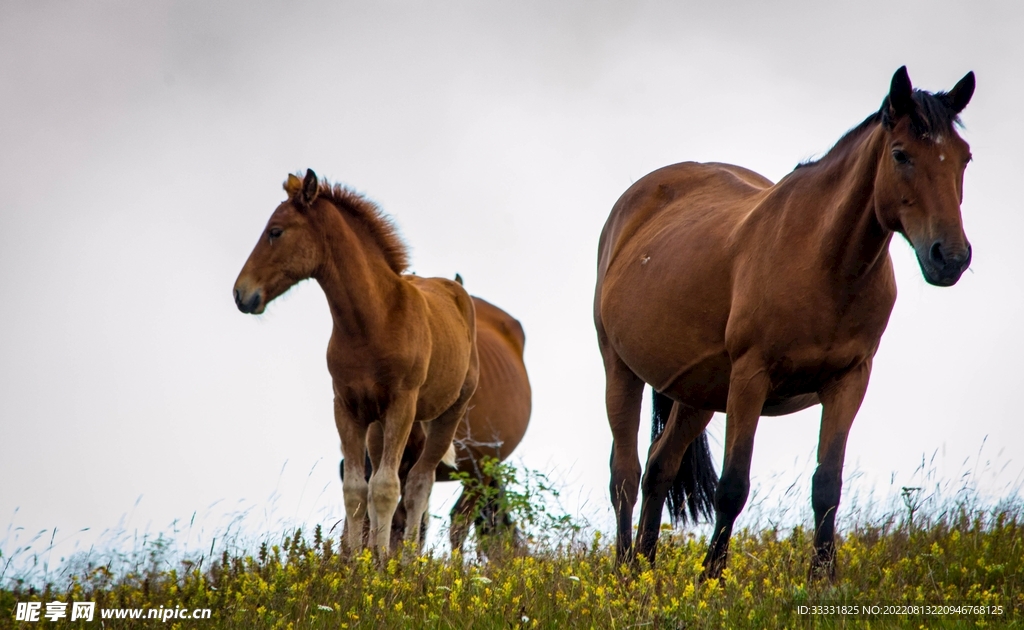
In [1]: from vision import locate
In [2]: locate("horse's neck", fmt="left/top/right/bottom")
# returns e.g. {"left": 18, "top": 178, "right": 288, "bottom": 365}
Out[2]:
{"left": 786, "top": 126, "right": 893, "bottom": 283}
{"left": 314, "top": 210, "right": 404, "bottom": 340}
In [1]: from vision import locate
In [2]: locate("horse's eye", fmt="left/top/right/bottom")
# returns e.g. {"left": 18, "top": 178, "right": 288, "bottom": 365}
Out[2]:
{"left": 269, "top": 227, "right": 283, "bottom": 241}
{"left": 892, "top": 149, "right": 911, "bottom": 165}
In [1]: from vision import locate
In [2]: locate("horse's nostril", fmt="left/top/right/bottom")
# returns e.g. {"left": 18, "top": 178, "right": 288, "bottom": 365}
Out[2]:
{"left": 929, "top": 242, "right": 946, "bottom": 266}
{"left": 234, "top": 287, "right": 261, "bottom": 313}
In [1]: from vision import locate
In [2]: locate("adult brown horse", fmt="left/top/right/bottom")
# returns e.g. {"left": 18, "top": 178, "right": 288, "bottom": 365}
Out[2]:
{"left": 342, "top": 293, "right": 532, "bottom": 551}
{"left": 594, "top": 67, "right": 975, "bottom": 580}
{"left": 234, "top": 169, "right": 479, "bottom": 554}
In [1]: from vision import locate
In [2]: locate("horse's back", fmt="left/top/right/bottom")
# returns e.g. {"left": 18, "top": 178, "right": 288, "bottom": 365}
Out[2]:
{"left": 410, "top": 275, "right": 476, "bottom": 323}
{"left": 597, "top": 162, "right": 771, "bottom": 282}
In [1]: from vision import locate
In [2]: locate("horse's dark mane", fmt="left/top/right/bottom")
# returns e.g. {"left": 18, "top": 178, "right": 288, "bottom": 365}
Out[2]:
{"left": 796, "top": 88, "right": 963, "bottom": 170}
{"left": 796, "top": 112, "right": 882, "bottom": 169}
{"left": 316, "top": 181, "right": 411, "bottom": 273}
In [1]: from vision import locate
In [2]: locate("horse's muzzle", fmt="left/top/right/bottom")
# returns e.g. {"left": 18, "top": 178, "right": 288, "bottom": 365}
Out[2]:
{"left": 234, "top": 286, "right": 263, "bottom": 314}
{"left": 918, "top": 240, "right": 972, "bottom": 287}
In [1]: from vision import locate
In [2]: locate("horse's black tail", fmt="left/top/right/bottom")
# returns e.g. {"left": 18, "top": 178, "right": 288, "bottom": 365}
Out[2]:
{"left": 651, "top": 389, "right": 718, "bottom": 526}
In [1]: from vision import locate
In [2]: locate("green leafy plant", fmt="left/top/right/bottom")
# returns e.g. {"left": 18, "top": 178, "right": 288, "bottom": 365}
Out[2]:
{"left": 448, "top": 458, "right": 583, "bottom": 555}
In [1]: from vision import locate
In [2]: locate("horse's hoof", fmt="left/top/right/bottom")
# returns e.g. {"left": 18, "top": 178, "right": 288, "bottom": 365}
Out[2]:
{"left": 808, "top": 561, "right": 837, "bottom": 583}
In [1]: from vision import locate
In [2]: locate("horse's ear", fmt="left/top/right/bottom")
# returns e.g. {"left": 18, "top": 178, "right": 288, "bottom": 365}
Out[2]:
{"left": 886, "top": 66, "right": 915, "bottom": 122}
{"left": 454, "top": 273, "right": 464, "bottom": 286}
{"left": 944, "top": 71, "right": 975, "bottom": 114}
{"left": 302, "top": 169, "right": 319, "bottom": 206}
{"left": 284, "top": 173, "right": 303, "bottom": 199}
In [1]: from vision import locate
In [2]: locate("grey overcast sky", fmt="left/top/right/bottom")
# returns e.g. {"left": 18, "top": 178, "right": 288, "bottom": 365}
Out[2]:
{"left": 2, "top": 0, "right": 1022, "bottom": 562}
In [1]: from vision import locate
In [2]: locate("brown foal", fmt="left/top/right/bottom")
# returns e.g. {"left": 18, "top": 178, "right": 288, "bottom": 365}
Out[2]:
{"left": 234, "top": 170, "right": 479, "bottom": 554}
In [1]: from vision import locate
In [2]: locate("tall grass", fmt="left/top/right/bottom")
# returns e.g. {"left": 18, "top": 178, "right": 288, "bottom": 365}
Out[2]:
{"left": 3, "top": 458, "right": 1021, "bottom": 629}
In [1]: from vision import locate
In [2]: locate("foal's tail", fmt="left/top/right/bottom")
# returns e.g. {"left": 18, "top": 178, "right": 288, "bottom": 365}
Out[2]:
{"left": 441, "top": 441, "right": 458, "bottom": 469}
{"left": 651, "top": 390, "right": 718, "bottom": 526}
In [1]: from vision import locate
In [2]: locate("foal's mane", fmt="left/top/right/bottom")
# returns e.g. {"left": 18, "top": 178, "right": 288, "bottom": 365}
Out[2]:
{"left": 287, "top": 176, "right": 410, "bottom": 273}
{"left": 796, "top": 88, "right": 964, "bottom": 170}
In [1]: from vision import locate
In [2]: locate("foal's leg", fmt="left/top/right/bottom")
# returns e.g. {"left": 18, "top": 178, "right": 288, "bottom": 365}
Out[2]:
{"left": 636, "top": 403, "right": 714, "bottom": 563}
{"left": 702, "top": 358, "right": 769, "bottom": 580}
{"left": 403, "top": 389, "right": 472, "bottom": 550}
{"left": 368, "top": 394, "right": 417, "bottom": 553}
{"left": 602, "top": 349, "right": 645, "bottom": 564}
{"left": 390, "top": 487, "right": 409, "bottom": 552}
{"left": 335, "top": 397, "right": 370, "bottom": 553}
{"left": 811, "top": 361, "right": 871, "bottom": 581}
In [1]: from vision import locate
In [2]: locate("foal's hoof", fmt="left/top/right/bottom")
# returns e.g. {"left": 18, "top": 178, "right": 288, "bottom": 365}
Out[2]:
{"left": 397, "top": 540, "right": 422, "bottom": 564}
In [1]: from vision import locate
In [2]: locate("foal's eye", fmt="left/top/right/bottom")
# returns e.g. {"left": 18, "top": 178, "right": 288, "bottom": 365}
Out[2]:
{"left": 892, "top": 149, "right": 911, "bottom": 165}
{"left": 268, "top": 227, "right": 283, "bottom": 241}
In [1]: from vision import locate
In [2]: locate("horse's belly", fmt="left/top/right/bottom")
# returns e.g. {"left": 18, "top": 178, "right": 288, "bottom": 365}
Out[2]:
{"left": 656, "top": 366, "right": 822, "bottom": 415}
{"left": 608, "top": 306, "right": 854, "bottom": 415}
{"left": 655, "top": 357, "right": 732, "bottom": 410}
{"left": 645, "top": 359, "right": 820, "bottom": 415}
{"left": 415, "top": 359, "right": 469, "bottom": 421}
{"left": 601, "top": 258, "right": 731, "bottom": 404}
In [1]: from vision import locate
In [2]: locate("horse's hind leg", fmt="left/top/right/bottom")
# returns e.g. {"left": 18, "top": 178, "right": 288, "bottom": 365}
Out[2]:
{"left": 404, "top": 381, "right": 475, "bottom": 550}
{"left": 702, "top": 359, "right": 769, "bottom": 580}
{"left": 601, "top": 346, "right": 645, "bottom": 564}
{"left": 811, "top": 361, "right": 871, "bottom": 581}
{"left": 449, "top": 482, "right": 481, "bottom": 552}
{"left": 390, "top": 485, "right": 409, "bottom": 551}
{"left": 479, "top": 477, "right": 525, "bottom": 554}
{"left": 636, "top": 403, "right": 714, "bottom": 563}
{"left": 390, "top": 461, "right": 428, "bottom": 550}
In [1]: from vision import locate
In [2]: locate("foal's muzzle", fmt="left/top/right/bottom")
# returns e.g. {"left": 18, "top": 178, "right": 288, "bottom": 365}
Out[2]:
{"left": 234, "top": 286, "right": 263, "bottom": 314}
{"left": 918, "top": 240, "right": 972, "bottom": 287}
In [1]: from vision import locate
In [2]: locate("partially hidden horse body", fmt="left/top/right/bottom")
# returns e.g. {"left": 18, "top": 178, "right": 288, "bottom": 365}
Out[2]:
{"left": 349, "top": 294, "right": 532, "bottom": 551}
{"left": 594, "top": 67, "right": 975, "bottom": 579}
{"left": 234, "top": 170, "right": 479, "bottom": 554}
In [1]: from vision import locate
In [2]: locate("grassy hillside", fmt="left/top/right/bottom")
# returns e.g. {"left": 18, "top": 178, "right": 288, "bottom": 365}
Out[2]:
{"left": 3, "top": 463, "right": 1021, "bottom": 629}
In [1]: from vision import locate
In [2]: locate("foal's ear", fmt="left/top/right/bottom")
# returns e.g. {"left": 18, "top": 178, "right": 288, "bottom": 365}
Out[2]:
{"left": 302, "top": 169, "right": 319, "bottom": 206}
{"left": 943, "top": 71, "right": 975, "bottom": 114}
{"left": 886, "top": 66, "right": 915, "bottom": 122}
{"left": 285, "top": 173, "right": 302, "bottom": 198}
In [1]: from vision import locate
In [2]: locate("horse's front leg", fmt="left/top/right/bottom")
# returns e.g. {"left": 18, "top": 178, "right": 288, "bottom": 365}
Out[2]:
{"left": 810, "top": 360, "right": 871, "bottom": 581}
{"left": 702, "top": 357, "right": 769, "bottom": 581}
{"left": 368, "top": 393, "right": 417, "bottom": 554}
{"left": 335, "top": 397, "right": 370, "bottom": 554}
